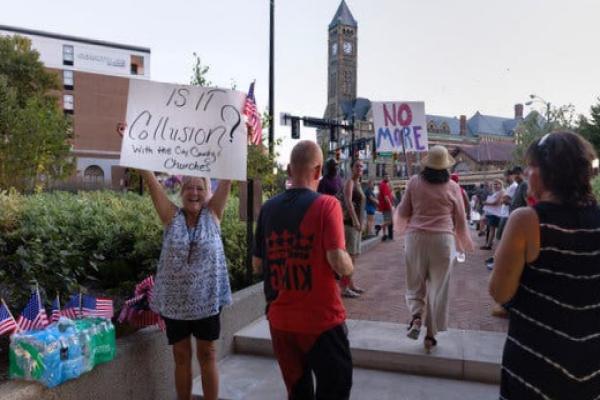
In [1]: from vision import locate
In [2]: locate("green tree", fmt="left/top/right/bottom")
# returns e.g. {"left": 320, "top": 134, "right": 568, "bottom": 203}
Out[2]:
{"left": 0, "top": 35, "right": 74, "bottom": 192}
{"left": 513, "top": 103, "right": 577, "bottom": 165}
{"left": 577, "top": 97, "right": 600, "bottom": 155}
{"left": 190, "top": 52, "right": 212, "bottom": 87}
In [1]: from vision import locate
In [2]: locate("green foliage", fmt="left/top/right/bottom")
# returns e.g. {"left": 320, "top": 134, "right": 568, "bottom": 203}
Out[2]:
{"left": 0, "top": 35, "right": 74, "bottom": 192}
{"left": 578, "top": 97, "right": 600, "bottom": 156}
{"left": 190, "top": 52, "right": 212, "bottom": 87}
{"left": 513, "top": 104, "right": 577, "bottom": 166}
{"left": 0, "top": 191, "right": 250, "bottom": 310}
{"left": 593, "top": 175, "right": 600, "bottom": 202}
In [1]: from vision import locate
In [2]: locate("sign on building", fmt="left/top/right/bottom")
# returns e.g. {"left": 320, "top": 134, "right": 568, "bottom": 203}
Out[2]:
{"left": 120, "top": 80, "right": 248, "bottom": 181}
{"left": 372, "top": 102, "right": 428, "bottom": 154}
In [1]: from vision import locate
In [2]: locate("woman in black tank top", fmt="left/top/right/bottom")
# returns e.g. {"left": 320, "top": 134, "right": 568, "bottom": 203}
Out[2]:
{"left": 490, "top": 132, "right": 600, "bottom": 399}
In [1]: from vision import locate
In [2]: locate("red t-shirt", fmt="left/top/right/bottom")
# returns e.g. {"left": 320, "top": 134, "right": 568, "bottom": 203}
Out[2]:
{"left": 378, "top": 180, "right": 393, "bottom": 211}
{"left": 253, "top": 189, "right": 346, "bottom": 334}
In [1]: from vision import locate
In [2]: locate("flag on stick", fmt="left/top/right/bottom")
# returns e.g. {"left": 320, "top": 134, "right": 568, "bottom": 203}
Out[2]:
{"left": 0, "top": 298, "right": 18, "bottom": 336}
{"left": 17, "top": 290, "right": 49, "bottom": 331}
{"left": 62, "top": 294, "right": 82, "bottom": 319}
{"left": 244, "top": 81, "right": 262, "bottom": 145}
{"left": 82, "top": 295, "right": 114, "bottom": 320}
{"left": 50, "top": 294, "right": 61, "bottom": 323}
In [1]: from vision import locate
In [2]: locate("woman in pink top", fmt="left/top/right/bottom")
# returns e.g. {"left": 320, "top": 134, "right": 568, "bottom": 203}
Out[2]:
{"left": 394, "top": 146, "right": 474, "bottom": 352}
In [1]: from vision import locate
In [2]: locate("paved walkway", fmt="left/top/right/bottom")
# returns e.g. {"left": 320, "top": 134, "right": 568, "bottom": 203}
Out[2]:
{"left": 344, "top": 228, "right": 509, "bottom": 332}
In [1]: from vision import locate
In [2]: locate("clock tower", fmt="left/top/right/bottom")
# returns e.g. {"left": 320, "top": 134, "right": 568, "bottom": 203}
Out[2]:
{"left": 326, "top": 0, "right": 357, "bottom": 120}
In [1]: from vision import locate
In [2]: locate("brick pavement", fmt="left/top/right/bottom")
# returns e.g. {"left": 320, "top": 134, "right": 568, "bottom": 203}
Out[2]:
{"left": 344, "top": 229, "right": 509, "bottom": 332}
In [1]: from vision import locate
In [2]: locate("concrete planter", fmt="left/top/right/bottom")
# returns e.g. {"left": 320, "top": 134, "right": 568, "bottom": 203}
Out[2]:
{"left": 0, "top": 283, "right": 266, "bottom": 400}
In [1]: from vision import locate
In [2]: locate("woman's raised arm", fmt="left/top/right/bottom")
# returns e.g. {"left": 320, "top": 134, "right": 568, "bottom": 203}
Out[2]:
{"left": 207, "top": 180, "right": 232, "bottom": 222}
{"left": 140, "top": 170, "right": 178, "bottom": 226}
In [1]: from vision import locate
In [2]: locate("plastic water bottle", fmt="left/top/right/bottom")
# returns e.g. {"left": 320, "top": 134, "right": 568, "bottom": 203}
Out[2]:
{"left": 456, "top": 252, "right": 466, "bottom": 263}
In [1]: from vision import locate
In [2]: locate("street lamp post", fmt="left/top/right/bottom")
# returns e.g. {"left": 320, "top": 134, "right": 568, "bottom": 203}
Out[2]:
{"left": 268, "top": 0, "right": 275, "bottom": 156}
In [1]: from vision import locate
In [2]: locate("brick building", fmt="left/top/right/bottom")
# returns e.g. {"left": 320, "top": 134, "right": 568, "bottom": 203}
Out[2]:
{"left": 0, "top": 25, "right": 151, "bottom": 189}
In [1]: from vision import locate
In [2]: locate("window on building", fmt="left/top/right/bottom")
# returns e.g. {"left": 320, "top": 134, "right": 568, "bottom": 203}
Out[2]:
{"left": 376, "top": 163, "right": 386, "bottom": 177}
{"left": 63, "top": 70, "right": 74, "bottom": 89}
{"left": 63, "top": 45, "right": 74, "bottom": 66}
{"left": 84, "top": 165, "right": 104, "bottom": 188}
{"left": 130, "top": 55, "right": 145, "bottom": 75}
{"left": 441, "top": 122, "right": 450, "bottom": 134}
{"left": 63, "top": 94, "right": 74, "bottom": 113}
{"left": 428, "top": 120, "right": 437, "bottom": 133}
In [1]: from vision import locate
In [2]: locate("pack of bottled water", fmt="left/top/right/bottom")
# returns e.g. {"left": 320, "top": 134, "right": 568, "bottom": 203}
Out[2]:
{"left": 9, "top": 317, "right": 116, "bottom": 387}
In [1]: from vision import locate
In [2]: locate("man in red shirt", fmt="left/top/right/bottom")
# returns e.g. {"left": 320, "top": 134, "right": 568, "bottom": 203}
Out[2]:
{"left": 378, "top": 173, "right": 395, "bottom": 241}
{"left": 253, "top": 140, "right": 354, "bottom": 399}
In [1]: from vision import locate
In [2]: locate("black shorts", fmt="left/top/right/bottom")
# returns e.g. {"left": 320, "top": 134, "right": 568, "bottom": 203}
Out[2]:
{"left": 163, "top": 313, "right": 221, "bottom": 345}
{"left": 486, "top": 214, "right": 501, "bottom": 227}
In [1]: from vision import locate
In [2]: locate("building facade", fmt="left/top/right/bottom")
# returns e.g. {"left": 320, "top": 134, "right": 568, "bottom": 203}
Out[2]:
{"left": 0, "top": 25, "right": 151, "bottom": 189}
{"left": 318, "top": 2, "right": 529, "bottom": 185}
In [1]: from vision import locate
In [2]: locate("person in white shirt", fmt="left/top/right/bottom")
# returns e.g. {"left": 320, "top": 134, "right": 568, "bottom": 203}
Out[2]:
{"left": 480, "top": 179, "right": 505, "bottom": 250}
{"left": 486, "top": 169, "right": 517, "bottom": 266}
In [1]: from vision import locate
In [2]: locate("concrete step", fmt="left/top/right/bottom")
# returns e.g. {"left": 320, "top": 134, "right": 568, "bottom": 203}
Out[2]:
{"left": 234, "top": 318, "right": 505, "bottom": 384}
{"left": 192, "top": 354, "right": 499, "bottom": 400}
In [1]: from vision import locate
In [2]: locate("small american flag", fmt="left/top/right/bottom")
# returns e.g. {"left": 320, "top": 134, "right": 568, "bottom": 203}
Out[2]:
{"left": 17, "top": 291, "right": 49, "bottom": 331}
{"left": 82, "top": 295, "right": 114, "bottom": 320}
{"left": 50, "top": 294, "right": 61, "bottom": 323}
{"left": 244, "top": 81, "right": 262, "bottom": 145}
{"left": 62, "top": 294, "right": 82, "bottom": 319}
{"left": 0, "top": 299, "right": 18, "bottom": 336}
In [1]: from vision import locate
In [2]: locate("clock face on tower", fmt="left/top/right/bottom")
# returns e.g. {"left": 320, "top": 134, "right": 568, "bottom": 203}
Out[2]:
{"left": 332, "top": 43, "right": 338, "bottom": 56}
{"left": 343, "top": 41, "right": 352, "bottom": 55}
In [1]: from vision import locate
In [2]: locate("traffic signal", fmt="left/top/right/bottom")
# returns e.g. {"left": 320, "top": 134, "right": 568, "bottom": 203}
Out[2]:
{"left": 291, "top": 117, "right": 300, "bottom": 139}
{"left": 329, "top": 126, "right": 337, "bottom": 142}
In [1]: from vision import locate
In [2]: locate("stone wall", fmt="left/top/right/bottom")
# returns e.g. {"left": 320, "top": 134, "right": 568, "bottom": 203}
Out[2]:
{"left": 0, "top": 283, "right": 266, "bottom": 400}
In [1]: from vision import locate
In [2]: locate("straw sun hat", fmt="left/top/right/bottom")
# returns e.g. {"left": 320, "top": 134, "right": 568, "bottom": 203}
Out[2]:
{"left": 420, "top": 145, "right": 455, "bottom": 170}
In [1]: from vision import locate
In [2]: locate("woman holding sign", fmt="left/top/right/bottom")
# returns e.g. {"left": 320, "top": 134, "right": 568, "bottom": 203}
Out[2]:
{"left": 117, "top": 123, "right": 232, "bottom": 400}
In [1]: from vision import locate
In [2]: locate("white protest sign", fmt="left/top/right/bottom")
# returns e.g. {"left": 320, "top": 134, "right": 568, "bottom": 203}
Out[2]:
{"left": 120, "top": 80, "right": 248, "bottom": 180}
{"left": 372, "top": 101, "right": 428, "bottom": 153}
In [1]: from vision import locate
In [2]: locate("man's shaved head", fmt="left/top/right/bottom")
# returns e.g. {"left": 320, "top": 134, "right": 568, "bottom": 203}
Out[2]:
{"left": 288, "top": 140, "right": 323, "bottom": 189}
{"left": 290, "top": 140, "right": 323, "bottom": 173}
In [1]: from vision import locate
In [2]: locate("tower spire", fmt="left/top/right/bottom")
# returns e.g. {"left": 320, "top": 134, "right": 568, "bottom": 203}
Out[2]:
{"left": 329, "top": 0, "right": 357, "bottom": 29}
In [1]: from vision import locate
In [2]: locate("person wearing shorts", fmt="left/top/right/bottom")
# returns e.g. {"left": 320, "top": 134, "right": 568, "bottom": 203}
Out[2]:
{"left": 341, "top": 160, "right": 366, "bottom": 298}
{"left": 253, "top": 141, "right": 354, "bottom": 400}
{"left": 378, "top": 173, "right": 395, "bottom": 241}
{"left": 117, "top": 121, "right": 233, "bottom": 400}
{"left": 364, "top": 179, "right": 378, "bottom": 236}
{"left": 480, "top": 179, "right": 505, "bottom": 250}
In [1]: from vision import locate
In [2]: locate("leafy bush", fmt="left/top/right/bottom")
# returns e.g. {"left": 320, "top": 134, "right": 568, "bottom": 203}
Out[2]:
{"left": 593, "top": 175, "right": 600, "bottom": 201}
{"left": 0, "top": 190, "right": 250, "bottom": 310}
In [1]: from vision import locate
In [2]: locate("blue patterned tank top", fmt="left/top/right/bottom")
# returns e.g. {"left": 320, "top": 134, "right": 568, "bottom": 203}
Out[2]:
{"left": 151, "top": 207, "right": 232, "bottom": 320}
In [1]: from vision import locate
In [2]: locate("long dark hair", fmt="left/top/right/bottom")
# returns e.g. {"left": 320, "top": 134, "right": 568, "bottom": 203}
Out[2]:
{"left": 324, "top": 159, "right": 338, "bottom": 178}
{"left": 421, "top": 167, "right": 450, "bottom": 184}
{"left": 526, "top": 131, "right": 597, "bottom": 207}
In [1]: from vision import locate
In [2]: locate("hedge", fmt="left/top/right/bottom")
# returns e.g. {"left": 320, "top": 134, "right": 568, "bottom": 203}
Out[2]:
{"left": 0, "top": 190, "right": 250, "bottom": 310}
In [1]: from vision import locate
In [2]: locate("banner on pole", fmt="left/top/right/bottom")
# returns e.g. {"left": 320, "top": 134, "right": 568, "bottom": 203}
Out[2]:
{"left": 120, "top": 80, "right": 248, "bottom": 181}
{"left": 372, "top": 101, "right": 429, "bottom": 154}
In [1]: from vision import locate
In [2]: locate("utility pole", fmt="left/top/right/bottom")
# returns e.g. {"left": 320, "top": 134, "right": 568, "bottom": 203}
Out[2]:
{"left": 268, "top": 0, "right": 275, "bottom": 156}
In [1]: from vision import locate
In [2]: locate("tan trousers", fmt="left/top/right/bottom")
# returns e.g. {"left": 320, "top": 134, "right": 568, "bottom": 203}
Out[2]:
{"left": 404, "top": 231, "right": 455, "bottom": 337}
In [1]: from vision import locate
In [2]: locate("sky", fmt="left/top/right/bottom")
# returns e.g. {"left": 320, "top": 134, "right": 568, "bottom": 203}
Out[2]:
{"left": 2, "top": 0, "right": 600, "bottom": 164}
